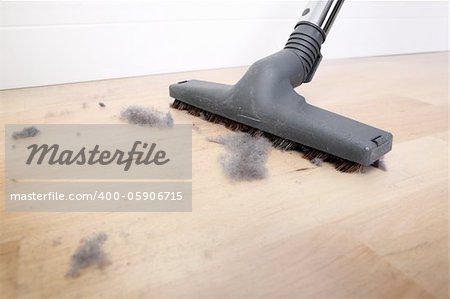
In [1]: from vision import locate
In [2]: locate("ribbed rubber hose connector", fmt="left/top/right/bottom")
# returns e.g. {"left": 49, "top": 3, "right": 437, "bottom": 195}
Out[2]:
{"left": 284, "top": 21, "right": 326, "bottom": 81}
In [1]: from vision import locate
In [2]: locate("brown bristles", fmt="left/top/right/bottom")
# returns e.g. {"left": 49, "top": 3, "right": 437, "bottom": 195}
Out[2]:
{"left": 171, "top": 99, "right": 379, "bottom": 173}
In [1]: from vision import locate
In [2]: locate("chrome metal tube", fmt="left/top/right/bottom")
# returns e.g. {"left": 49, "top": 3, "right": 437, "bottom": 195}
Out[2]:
{"left": 298, "top": 0, "right": 345, "bottom": 36}
{"left": 298, "top": 1, "right": 334, "bottom": 27}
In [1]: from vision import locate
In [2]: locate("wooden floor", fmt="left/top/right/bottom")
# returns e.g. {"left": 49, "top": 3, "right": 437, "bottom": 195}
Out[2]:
{"left": 0, "top": 52, "right": 448, "bottom": 299}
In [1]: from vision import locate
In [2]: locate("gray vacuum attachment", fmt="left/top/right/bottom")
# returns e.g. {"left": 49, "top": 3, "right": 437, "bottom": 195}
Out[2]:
{"left": 169, "top": 1, "right": 392, "bottom": 166}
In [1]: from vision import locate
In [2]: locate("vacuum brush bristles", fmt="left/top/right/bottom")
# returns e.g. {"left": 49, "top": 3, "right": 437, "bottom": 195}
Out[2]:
{"left": 169, "top": 0, "right": 393, "bottom": 173}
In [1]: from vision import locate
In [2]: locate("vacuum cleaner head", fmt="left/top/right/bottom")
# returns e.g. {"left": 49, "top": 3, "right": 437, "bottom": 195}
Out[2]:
{"left": 169, "top": 2, "right": 393, "bottom": 173}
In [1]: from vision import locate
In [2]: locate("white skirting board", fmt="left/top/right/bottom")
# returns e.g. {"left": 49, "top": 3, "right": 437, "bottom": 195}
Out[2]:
{"left": 0, "top": 1, "right": 448, "bottom": 90}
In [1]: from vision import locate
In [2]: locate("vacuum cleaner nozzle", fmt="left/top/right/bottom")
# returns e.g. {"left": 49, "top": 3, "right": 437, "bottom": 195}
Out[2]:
{"left": 169, "top": 2, "right": 393, "bottom": 172}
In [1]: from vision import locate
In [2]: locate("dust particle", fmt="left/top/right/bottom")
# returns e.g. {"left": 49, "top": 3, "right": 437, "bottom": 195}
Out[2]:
{"left": 311, "top": 157, "right": 323, "bottom": 167}
{"left": 373, "top": 157, "right": 387, "bottom": 171}
{"left": 66, "top": 232, "right": 109, "bottom": 278}
{"left": 121, "top": 105, "right": 173, "bottom": 128}
{"left": 12, "top": 126, "right": 40, "bottom": 140}
{"left": 192, "top": 123, "right": 201, "bottom": 132}
{"left": 52, "top": 237, "right": 62, "bottom": 247}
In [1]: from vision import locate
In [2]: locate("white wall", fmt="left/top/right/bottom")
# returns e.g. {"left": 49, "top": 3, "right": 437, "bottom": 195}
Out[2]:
{"left": 0, "top": 1, "right": 448, "bottom": 90}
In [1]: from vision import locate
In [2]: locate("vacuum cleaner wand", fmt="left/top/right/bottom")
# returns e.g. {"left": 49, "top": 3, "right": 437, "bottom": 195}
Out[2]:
{"left": 297, "top": 1, "right": 337, "bottom": 33}
{"left": 170, "top": 0, "right": 393, "bottom": 172}
{"left": 301, "top": 0, "right": 345, "bottom": 36}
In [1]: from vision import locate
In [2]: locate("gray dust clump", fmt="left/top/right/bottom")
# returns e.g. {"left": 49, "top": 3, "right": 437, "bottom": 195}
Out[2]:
{"left": 373, "top": 157, "right": 387, "bottom": 171}
{"left": 311, "top": 157, "right": 323, "bottom": 167}
{"left": 210, "top": 132, "right": 271, "bottom": 181}
{"left": 121, "top": 105, "right": 173, "bottom": 128}
{"left": 66, "top": 232, "right": 109, "bottom": 278}
{"left": 12, "top": 126, "right": 40, "bottom": 140}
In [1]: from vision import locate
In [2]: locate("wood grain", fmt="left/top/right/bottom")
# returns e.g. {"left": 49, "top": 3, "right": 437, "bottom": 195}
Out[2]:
{"left": 0, "top": 52, "right": 448, "bottom": 299}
